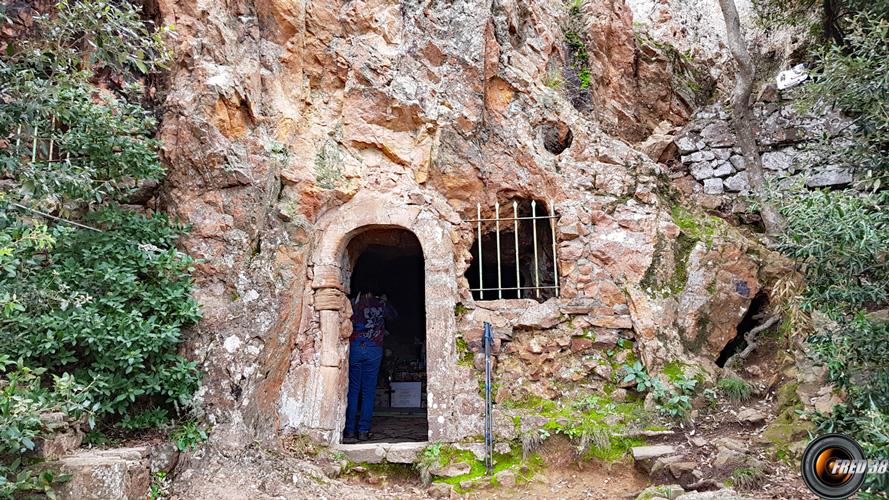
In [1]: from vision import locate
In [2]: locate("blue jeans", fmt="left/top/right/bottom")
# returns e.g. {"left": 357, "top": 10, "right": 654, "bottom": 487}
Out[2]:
{"left": 344, "top": 338, "right": 383, "bottom": 434}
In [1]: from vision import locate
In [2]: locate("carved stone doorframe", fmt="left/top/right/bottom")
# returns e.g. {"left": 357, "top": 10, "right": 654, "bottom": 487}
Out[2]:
{"left": 286, "top": 192, "right": 458, "bottom": 444}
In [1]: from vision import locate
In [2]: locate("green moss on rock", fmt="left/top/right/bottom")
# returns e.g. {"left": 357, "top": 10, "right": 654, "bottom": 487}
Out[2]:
{"left": 455, "top": 334, "right": 473, "bottom": 367}
{"left": 671, "top": 205, "right": 724, "bottom": 246}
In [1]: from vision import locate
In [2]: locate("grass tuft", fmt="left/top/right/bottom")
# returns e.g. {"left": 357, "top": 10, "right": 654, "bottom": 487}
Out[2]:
{"left": 730, "top": 466, "right": 764, "bottom": 490}
{"left": 718, "top": 376, "right": 753, "bottom": 401}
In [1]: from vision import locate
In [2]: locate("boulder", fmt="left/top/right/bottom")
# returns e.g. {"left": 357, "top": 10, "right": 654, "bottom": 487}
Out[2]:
{"left": 761, "top": 150, "right": 793, "bottom": 171}
{"left": 334, "top": 443, "right": 386, "bottom": 464}
{"left": 427, "top": 483, "right": 453, "bottom": 498}
{"left": 703, "top": 178, "right": 723, "bottom": 195}
{"left": 385, "top": 442, "right": 424, "bottom": 463}
{"left": 700, "top": 122, "right": 735, "bottom": 147}
{"left": 736, "top": 407, "right": 767, "bottom": 425}
{"left": 429, "top": 461, "right": 471, "bottom": 478}
{"left": 636, "top": 484, "right": 685, "bottom": 500}
{"left": 38, "top": 430, "right": 83, "bottom": 460}
{"left": 675, "top": 134, "right": 705, "bottom": 154}
{"left": 723, "top": 171, "right": 749, "bottom": 192}
{"left": 495, "top": 469, "right": 516, "bottom": 488}
{"left": 714, "top": 437, "right": 749, "bottom": 453}
{"left": 728, "top": 155, "right": 747, "bottom": 171}
{"left": 681, "top": 150, "right": 715, "bottom": 163}
{"left": 713, "top": 444, "right": 766, "bottom": 471}
{"left": 148, "top": 442, "right": 180, "bottom": 474}
{"left": 668, "top": 461, "right": 697, "bottom": 479}
{"left": 676, "top": 239, "right": 772, "bottom": 360}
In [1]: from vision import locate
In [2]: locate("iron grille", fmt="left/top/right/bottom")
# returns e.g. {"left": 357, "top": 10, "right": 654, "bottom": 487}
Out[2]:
{"left": 467, "top": 199, "right": 560, "bottom": 300}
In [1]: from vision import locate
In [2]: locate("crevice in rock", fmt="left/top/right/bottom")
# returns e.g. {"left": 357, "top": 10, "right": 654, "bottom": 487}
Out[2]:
{"left": 715, "top": 292, "right": 770, "bottom": 367}
{"left": 491, "top": 0, "right": 530, "bottom": 50}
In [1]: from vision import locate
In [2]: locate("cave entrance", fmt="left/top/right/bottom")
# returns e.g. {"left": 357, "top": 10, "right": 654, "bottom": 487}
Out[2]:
{"left": 345, "top": 228, "right": 427, "bottom": 443}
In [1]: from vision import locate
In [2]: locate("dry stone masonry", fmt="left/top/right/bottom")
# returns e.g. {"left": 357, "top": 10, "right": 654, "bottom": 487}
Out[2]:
{"left": 669, "top": 87, "right": 855, "bottom": 209}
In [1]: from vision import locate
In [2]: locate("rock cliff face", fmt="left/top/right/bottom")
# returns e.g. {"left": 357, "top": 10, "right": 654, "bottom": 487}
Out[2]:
{"left": 154, "top": 0, "right": 794, "bottom": 446}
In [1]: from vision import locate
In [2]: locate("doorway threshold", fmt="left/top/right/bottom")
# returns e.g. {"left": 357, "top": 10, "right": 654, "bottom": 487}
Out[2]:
{"left": 332, "top": 441, "right": 429, "bottom": 464}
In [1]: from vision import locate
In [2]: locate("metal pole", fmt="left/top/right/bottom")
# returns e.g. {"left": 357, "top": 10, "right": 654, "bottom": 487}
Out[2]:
{"left": 477, "top": 203, "right": 484, "bottom": 300}
{"left": 495, "top": 202, "right": 502, "bottom": 299}
{"left": 513, "top": 201, "right": 520, "bottom": 299}
{"left": 549, "top": 199, "right": 559, "bottom": 297}
{"left": 48, "top": 116, "right": 55, "bottom": 160}
{"left": 484, "top": 322, "right": 493, "bottom": 476}
{"left": 31, "top": 124, "right": 39, "bottom": 162}
{"left": 531, "top": 200, "right": 540, "bottom": 299}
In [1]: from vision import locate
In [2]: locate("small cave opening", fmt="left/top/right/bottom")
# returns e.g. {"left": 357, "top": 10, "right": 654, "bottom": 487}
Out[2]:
{"left": 465, "top": 199, "right": 557, "bottom": 302}
{"left": 345, "top": 228, "right": 427, "bottom": 443}
{"left": 540, "top": 121, "right": 574, "bottom": 155}
{"left": 715, "top": 292, "right": 771, "bottom": 368}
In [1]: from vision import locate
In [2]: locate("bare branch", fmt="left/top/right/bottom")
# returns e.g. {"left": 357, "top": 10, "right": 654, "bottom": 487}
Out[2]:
{"left": 10, "top": 202, "right": 104, "bottom": 233}
{"left": 724, "top": 314, "right": 782, "bottom": 370}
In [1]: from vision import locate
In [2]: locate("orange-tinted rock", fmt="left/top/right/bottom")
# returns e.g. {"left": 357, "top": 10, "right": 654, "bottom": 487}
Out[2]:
{"left": 151, "top": 0, "right": 793, "bottom": 451}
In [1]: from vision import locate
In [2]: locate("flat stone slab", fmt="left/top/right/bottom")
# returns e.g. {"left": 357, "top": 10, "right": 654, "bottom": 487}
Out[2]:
{"left": 44, "top": 446, "right": 149, "bottom": 500}
{"left": 333, "top": 441, "right": 428, "bottom": 464}
{"left": 385, "top": 442, "right": 425, "bottom": 463}
{"left": 632, "top": 445, "right": 677, "bottom": 461}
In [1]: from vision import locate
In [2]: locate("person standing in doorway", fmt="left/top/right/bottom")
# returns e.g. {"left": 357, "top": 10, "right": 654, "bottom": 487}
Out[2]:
{"left": 343, "top": 290, "right": 398, "bottom": 443}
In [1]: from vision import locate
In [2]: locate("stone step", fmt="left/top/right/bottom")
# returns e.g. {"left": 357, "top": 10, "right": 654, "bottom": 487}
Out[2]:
{"left": 42, "top": 446, "right": 150, "bottom": 500}
{"left": 333, "top": 441, "right": 428, "bottom": 464}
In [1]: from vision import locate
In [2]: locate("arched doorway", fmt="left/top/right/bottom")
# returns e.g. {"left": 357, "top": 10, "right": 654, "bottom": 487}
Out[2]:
{"left": 344, "top": 229, "right": 427, "bottom": 442}
{"left": 279, "top": 192, "right": 460, "bottom": 445}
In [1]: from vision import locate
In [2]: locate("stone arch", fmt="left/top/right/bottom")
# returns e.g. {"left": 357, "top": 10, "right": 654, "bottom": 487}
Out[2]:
{"left": 280, "top": 192, "right": 459, "bottom": 444}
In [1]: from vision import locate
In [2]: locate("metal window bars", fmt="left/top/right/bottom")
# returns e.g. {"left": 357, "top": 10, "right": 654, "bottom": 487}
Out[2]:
{"left": 7, "top": 120, "right": 106, "bottom": 232}
{"left": 11, "top": 117, "right": 70, "bottom": 165}
{"left": 468, "top": 199, "right": 560, "bottom": 300}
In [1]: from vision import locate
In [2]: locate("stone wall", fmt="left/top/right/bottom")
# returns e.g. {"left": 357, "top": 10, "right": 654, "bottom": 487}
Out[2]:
{"left": 668, "top": 87, "right": 855, "bottom": 213}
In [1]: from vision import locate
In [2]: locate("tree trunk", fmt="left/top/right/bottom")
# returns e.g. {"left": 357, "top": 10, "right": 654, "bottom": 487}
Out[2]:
{"left": 717, "top": 0, "right": 786, "bottom": 237}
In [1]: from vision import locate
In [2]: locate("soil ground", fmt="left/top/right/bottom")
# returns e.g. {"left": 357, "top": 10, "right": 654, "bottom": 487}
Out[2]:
{"left": 165, "top": 330, "right": 814, "bottom": 498}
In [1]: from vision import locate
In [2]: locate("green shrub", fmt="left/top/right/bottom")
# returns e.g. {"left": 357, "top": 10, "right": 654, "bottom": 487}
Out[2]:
{"left": 0, "top": 1, "right": 200, "bottom": 495}
{"left": 717, "top": 376, "right": 753, "bottom": 401}
{"left": 148, "top": 471, "right": 170, "bottom": 500}
{"left": 772, "top": 188, "right": 888, "bottom": 314}
{"left": 775, "top": 188, "right": 889, "bottom": 495}
{"left": 621, "top": 361, "right": 656, "bottom": 392}
{"left": 171, "top": 421, "right": 208, "bottom": 452}
{"left": 0, "top": 208, "right": 201, "bottom": 418}
{"left": 620, "top": 362, "right": 696, "bottom": 420}
{"left": 0, "top": 358, "right": 88, "bottom": 497}
{"left": 812, "top": 316, "right": 889, "bottom": 494}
